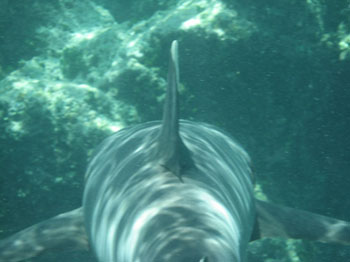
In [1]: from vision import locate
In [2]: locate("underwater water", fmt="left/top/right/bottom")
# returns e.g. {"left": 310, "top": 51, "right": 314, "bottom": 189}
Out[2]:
{"left": 0, "top": 0, "right": 349, "bottom": 261}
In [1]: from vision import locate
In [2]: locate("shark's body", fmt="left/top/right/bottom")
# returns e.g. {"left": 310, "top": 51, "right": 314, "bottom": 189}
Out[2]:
{"left": 84, "top": 120, "right": 254, "bottom": 261}
{"left": 0, "top": 41, "right": 349, "bottom": 262}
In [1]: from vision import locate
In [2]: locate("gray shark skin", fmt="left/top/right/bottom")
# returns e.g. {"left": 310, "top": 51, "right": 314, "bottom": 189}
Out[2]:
{"left": 84, "top": 40, "right": 254, "bottom": 261}
{"left": 0, "top": 41, "right": 349, "bottom": 262}
{"left": 83, "top": 120, "right": 254, "bottom": 261}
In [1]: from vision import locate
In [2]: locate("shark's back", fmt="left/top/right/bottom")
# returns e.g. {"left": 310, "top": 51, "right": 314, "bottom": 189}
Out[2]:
{"left": 83, "top": 40, "right": 255, "bottom": 261}
{"left": 83, "top": 119, "right": 255, "bottom": 261}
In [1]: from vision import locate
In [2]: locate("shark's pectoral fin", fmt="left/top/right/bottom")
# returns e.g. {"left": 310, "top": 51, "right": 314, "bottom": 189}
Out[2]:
{"left": 253, "top": 199, "right": 350, "bottom": 245}
{"left": 0, "top": 207, "right": 88, "bottom": 262}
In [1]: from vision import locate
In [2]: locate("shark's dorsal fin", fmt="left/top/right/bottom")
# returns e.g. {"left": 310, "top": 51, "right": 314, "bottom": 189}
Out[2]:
{"left": 156, "top": 40, "right": 193, "bottom": 182}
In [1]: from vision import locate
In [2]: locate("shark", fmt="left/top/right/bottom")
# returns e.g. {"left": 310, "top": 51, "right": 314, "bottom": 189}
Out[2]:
{"left": 0, "top": 40, "right": 349, "bottom": 262}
